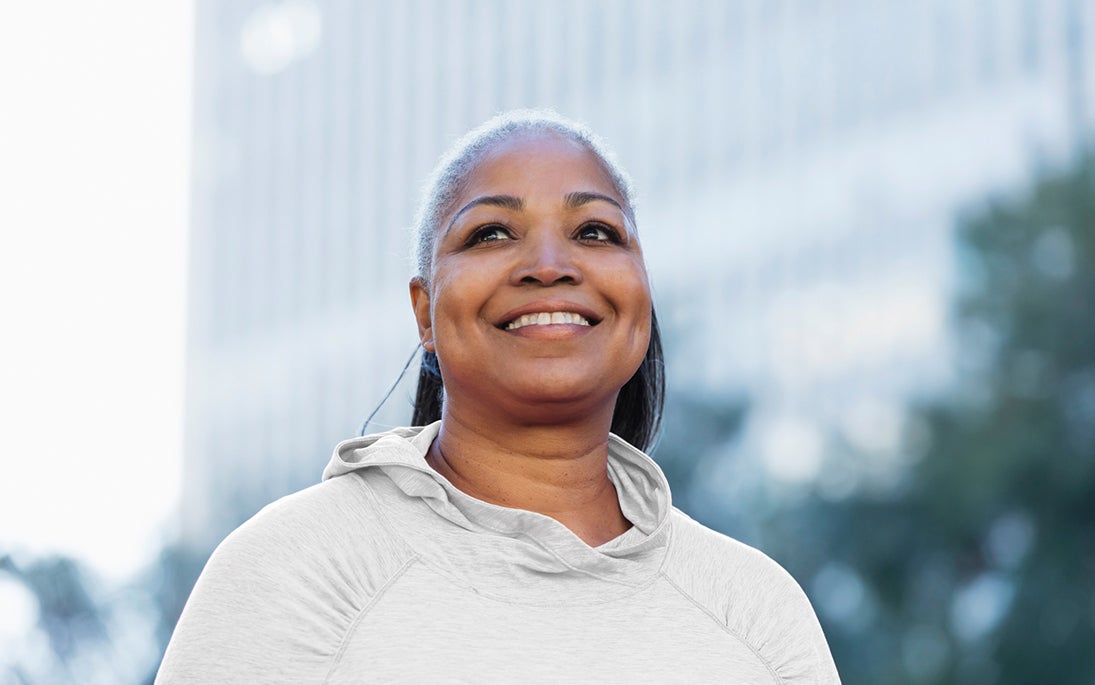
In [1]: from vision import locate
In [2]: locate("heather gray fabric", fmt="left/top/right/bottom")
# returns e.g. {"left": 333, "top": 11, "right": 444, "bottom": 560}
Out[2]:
{"left": 157, "top": 423, "right": 840, "bottom": 684}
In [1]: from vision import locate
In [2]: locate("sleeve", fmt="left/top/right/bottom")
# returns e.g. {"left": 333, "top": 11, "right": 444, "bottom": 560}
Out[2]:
{"left": 154, "top": 492, "right": 362, "bottom": 684}
{"left": 726, "top": 557, "right": 841, "bottom": 685}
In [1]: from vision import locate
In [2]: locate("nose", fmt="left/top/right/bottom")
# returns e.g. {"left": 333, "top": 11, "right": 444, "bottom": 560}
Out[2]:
{"left": 512, "top": 232, "right": 582, "bottom": 286}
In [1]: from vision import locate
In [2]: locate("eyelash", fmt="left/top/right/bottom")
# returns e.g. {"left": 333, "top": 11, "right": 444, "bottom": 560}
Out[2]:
{"left": 464, "top": 224, "right": 513, "bottom": 246}
{"left": 464, "top": 222, "right": 622, "bottom": 247}
{"left": 576, "top": 222, "right": 622, "bottom": 244}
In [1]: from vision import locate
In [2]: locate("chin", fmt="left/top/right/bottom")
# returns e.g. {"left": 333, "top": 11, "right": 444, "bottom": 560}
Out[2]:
{"left": 504, "top": 375, "right": 625, "bottom": 411}
{"left": 444, "top": 359, "right": 639, "bottom": 420}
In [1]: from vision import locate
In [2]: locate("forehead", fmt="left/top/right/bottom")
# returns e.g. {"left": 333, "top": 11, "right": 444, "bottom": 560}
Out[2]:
{"left": 455, "top": 131, "right": 622, "bottom": 205}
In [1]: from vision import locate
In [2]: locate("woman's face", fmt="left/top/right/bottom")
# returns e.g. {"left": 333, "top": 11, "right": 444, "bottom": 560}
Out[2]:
{"left": 410, "top": 131, "right": 652, "bottom": 422}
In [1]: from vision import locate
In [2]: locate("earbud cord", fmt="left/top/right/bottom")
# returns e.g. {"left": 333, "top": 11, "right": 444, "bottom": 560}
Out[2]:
{"left": 359, "top": 343, "right": 422, "bottom": 436}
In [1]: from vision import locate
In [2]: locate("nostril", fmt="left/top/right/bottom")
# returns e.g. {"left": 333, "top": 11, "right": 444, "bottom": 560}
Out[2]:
{"left": 521, "top": 274, "right": 576, "bottom": 285}
{"left": 513, "top": 246, "right": 583, "bottom": 285}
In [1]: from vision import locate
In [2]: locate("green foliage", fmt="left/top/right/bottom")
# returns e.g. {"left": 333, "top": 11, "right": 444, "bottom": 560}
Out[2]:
{"left": 802, "top": 155, "right": 1095, "bottom": 683}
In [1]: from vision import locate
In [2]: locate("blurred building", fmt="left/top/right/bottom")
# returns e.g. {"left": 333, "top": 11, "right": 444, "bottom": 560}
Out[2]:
{"left": 182, "top": 0, "right": 1095, "bottom": 548}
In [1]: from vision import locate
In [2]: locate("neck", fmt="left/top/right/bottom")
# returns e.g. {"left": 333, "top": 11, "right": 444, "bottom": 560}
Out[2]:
{"left": 425, "top": 407, "right": 632, "bottom": 547}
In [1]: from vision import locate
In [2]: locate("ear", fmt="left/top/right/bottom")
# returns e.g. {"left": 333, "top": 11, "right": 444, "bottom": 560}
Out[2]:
{"left": 409, "top": 277, "right": 435, "bottom": 352}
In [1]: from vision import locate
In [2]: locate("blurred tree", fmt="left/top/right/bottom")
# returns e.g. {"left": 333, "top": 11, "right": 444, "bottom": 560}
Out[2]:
{"left": 0, "top": 550, "right": 181, "bottom": 685}
{"left": 139, "top": 543, "right": 205, "bottom": 684}
{"left": 654, "top": 391, "right": 749, "bottom": 516}
{"left": 774, "top": 155, "right": 1095, "bottom": 684}
{"left": 1, "top": 554, "right": 115, "bottom": 684}
{"left": 4, "top": 555, "right": 108, "bottom": 666}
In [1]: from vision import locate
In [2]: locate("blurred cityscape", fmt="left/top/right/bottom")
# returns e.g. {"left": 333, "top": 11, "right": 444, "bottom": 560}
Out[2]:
{"left": 3, "top": 1, "right": 1094, "bottom": 683}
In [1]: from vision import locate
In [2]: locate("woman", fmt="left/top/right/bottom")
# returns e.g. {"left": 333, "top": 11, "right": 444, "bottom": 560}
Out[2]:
{"left": 157, "top": 111, "right": 840, "bottom": 683}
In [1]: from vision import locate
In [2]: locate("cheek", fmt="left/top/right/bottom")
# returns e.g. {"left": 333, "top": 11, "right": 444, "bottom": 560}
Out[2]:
{"left": 426, "top": 263, "right": 492, "bottom": 338}
{"left": 602, "top": 259, "right": 652, "bottom": 360}
{"left": 625, "top": 265, "right": 653, "bottom": 349}
{"left": 611, "top": 259, "right": 652, "bottom": 313}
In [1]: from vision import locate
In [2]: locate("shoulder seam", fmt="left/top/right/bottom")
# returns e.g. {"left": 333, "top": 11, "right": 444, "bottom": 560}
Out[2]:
{"left": 323, "top": 554, "right": 419, "bottom": 684}
{"left": 658, "top": 571, "right": 785, "bottom": 685}
{"left": 322, "top": 473, "right": 420, "bottom": 684}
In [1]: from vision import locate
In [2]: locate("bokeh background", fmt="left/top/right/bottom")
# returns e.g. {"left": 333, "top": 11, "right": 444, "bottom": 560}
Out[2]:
{"left": 3, "top": 1, "right": 1094, "bottom": 683}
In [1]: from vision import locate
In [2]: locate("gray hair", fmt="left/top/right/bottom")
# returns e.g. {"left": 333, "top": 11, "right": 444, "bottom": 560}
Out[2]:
{"left": 410, "top": 109, "right": 637, "bottom": 283}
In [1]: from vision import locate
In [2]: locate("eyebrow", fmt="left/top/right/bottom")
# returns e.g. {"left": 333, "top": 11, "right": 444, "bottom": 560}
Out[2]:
{"left": 445, "top": 190, "right": 629, "bottom": 235}
{"left": 446, "top": 195, "right": 524, "bottom": 234}
{"left": 563, "top": 191, "right": 625, "bottom": 213}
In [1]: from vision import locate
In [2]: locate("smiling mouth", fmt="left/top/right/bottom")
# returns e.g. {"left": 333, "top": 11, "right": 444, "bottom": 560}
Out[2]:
{"left": 503, "top": 311, "right": 593, "bottom": 331}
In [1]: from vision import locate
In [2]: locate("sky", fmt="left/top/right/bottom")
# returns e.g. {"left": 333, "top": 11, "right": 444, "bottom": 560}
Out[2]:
{"left": 0, "top": 2, "right": 192, "bottom": 579}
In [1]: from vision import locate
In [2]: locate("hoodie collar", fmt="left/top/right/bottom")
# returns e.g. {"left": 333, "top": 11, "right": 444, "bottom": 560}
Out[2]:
{"left": 323, "top": 423, "right": 673, "bottom": 604}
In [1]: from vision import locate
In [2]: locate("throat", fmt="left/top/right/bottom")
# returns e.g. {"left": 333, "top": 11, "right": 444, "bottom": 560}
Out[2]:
{"left": 424, "top": 428, "right": 632, "bottom": 546}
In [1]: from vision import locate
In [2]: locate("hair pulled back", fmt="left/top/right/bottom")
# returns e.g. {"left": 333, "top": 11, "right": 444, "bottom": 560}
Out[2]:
{"left": 409, "top": 110, "right": 664, "bottom": 451}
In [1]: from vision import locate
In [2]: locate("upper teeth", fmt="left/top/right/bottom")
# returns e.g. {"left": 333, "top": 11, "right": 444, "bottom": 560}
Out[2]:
{"left": 505, "top": 312, "right": 591, "bottom": 330}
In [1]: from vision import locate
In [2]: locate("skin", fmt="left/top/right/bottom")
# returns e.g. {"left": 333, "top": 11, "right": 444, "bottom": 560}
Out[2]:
{"left": 409, "top": 131, "right": 653, "bottom": 546}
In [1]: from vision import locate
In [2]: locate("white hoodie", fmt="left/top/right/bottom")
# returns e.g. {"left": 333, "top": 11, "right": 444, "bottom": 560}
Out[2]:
{"left": 156, "top": 423, "right": 840, "bottom": 683}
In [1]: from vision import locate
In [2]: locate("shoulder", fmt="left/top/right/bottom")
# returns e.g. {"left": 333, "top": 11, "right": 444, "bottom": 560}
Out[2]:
{"left": 662, "top": 509, "right": 840, "bottom": 684}
{"left": 226, "top": 472, "right": 407, "bottom": 556}
{"left": 157, "top": 474, "right": 416, "bottom": 683}
{"left": 203, "top": 472, "right": 414, "bottom": 593}
{"left": 663, "top": 507, "right": 800, "bottom": 602}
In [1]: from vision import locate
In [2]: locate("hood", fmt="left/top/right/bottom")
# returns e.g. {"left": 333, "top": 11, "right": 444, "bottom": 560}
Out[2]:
{"left": 324, "top": 423, "right": 441, "bottom": 480}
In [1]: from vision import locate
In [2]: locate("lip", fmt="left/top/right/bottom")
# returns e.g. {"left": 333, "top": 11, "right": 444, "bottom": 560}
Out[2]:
{"left": 494, "top": 299, "right": 602, "bottom": 329}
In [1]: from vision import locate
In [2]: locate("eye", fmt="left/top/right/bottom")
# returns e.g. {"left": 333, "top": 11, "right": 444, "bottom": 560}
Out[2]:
{"left": 465, "top": 224, "right": 513, "bottom": 246}
{"left": 576, "top": 222, "right": 621, "bottom": 243}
